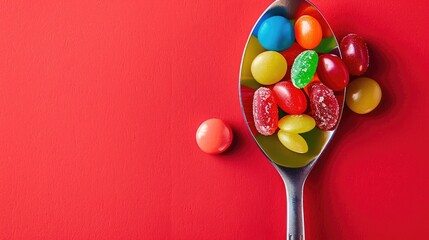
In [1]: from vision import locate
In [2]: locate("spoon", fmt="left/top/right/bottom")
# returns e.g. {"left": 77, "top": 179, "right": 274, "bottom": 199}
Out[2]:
{"left": 239, "top": 0, "right": 345, "bottom": 239}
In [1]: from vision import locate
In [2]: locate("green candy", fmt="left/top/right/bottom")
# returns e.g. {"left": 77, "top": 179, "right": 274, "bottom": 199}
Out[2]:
{"left": 314, "top": 37, "right": 337, "bottom": 53}
{"left": 291, "top": 50, "right": 318, "bottom": 88}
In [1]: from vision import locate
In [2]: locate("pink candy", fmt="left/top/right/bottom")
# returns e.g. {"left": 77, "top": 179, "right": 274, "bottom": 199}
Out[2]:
{"left": 253, "top": 87, "right": 279, "bottom": 136}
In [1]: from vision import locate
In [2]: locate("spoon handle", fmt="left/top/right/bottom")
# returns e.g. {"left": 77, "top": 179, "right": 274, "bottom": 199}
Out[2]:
{"left": 285, "top": 179, "right": 305, "bottom": 240}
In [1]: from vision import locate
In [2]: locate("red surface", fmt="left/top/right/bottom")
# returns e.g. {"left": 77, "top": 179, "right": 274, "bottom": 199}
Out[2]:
{"left": 0, "top": 0, "right": 428, "bottom": 239}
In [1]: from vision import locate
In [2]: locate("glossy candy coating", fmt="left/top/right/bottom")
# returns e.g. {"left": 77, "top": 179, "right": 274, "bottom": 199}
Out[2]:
{"left": 272, "top": 81, "right": 307, "bottom": 114}
{"left": 278, "top": 114, "right": 316, "bottom": 133}
{"left": 291, "top": 50, "right": 318, "bottom": 88}
{"left": 251, "top": 51, "right": 287, "bottom": 85}
{"left": 308, "top": 82, "right": 340, "bottom": 130}
{"left": 346, "top": 77, "right": 382, "bottom": 114}
{"left": 257, "top": 16, "right": 295, "bottom": 51}
{"left": 317, "top": 54, "right": 349, "bottom": 91}
{"left": 294, "top": 15, "right": 323, "bottom": 49}
{"left": 253, "top": 87, "right": 279, "bottom": 136}
{"left": 196, "top": 119, "right": 233, "bottom": 154}
{"left": 340, "top": 34, "right": 369, "bottom": 76}
{"left": 277, "top": 130, "right": 308, "bottom": 153}
{"left": 294, "top": 5, "right": 332, "bottom": 37}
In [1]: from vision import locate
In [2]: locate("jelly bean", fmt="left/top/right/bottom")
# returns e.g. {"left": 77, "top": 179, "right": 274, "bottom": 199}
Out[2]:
{"left": 340, "top": 34, "right": 369, "bottom": 76}
{"left": 251, "top": 51, "right": 287, "bottom": 85}
{"left": 253, "top": 87, "right": 279, "bottom": 136}
{"left": 291, "top": 50, "right": 318, "bottom": 88}
{"left": 278, "top": 114, "right": 316, "bottom": 133}
{"left": 317, "top": 54, "right": 349, "bottom": 91}
{"left": 196, "top": 119, "right": 233, "bottom": 154}
{"left": 346, "top": 77, "right": 382, "bottom": 114}
{"left": 257, "top": 16, "right": 295, "bottom": 51}
{"left": 272, "top": 81, "right": 307, "bottom": 114}
{"left": 277, "top": 130, "right": 308, "bottom": 153}
{"left": 294, "top": 5, "right": 332, "bottom": 38}
{"left": 294, "top": 15, "right": 322, "bottom": 49}
{"left": 241, "top": 36, "right": 265, "bottom": 86}
{"left": 252, "top": 7, "right": 288, "bottom": 37}
{"left": 314, "top": 37, "right": 337, "bottom": 53}
{"left": 308, "top": 82, "right": 340, "bottom": 130}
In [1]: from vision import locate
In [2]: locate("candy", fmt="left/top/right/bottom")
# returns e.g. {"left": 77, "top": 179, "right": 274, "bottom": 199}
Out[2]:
{"left": 317, "top": 54, "right": 349, "bottom": 91}
{"left": 253, "top": 87, "right": 279, "bottom": 136}
{"left": 314, "top": 37, "right": 337, "bottom": 53}
{"left": 346, "top": 77, "right": 382, "bottom": 114}
{"left": 294, "top": 15, "right": 323, "bottom": 49}
{"left": 196, "top": 119, "right": 233, "bottom": 154}
{"left": 340, "top": 34, "right": 369, "bottom": 76}
{"left": 251, "top": 51, "right": 287, "bottom": 85}
{"left": 278, "top": 114, "right": 316, "bottom": 133}
{"left": 308, "top": 82, "right": 340, "bottom": 130}
{"left": 291, "top": 50, "right": 318, "bottom": 88}
{"left": 277, "top": 130, "right": 308, "bottom": 153}
{"left": 272, "top": 81, "right": 307, "bottom": 114}
{"left": 257, "top": 16, "right": 295, "bottom": 51}
{"left": 294, "top": 5, "right": 333, "bottom": 37}
{"left": 252, "top": 7, "right": 288, "bottom": 37}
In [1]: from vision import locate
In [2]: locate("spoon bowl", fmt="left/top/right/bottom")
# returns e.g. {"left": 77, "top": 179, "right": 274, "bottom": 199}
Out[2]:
{"left": 239, "top": 1, "right": 345, "bottom": 239}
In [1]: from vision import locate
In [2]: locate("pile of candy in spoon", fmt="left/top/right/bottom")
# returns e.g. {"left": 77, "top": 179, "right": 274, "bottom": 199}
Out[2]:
{"left": 196, "top": 14, "right": 381, "bottom": 155}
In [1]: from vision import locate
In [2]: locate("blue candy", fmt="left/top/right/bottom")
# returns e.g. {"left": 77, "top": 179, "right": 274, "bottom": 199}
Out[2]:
{"left": 257, "top": 16, "right": 295, "bottom": 51}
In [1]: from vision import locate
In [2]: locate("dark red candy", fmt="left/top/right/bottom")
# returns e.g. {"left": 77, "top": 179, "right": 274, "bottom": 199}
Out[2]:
{"left": 272, "top": 81, "right": 307, "bottom": 114}
{"left": 340, "top": 34, "right": 369, "bottom": 76}
{"left": 317, "top": 54, "right": 349, "bottom": 91}
{"left": 308, "top": 82, "right": 339, "bottom": 130}
{"left": 253, "top": 87, "right": 278, "bottom": 136}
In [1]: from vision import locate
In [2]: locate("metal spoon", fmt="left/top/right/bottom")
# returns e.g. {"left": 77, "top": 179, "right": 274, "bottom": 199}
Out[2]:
{"left": 239, "top": 1, "right": 345, "bottom": 239}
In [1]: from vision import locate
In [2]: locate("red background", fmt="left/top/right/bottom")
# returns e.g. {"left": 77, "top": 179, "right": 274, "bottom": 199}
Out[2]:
{"left": 0, "top": 0, "right": 428, "bottom": 239}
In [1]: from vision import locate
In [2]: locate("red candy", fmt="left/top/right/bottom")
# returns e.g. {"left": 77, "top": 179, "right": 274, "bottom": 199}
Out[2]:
{"left": 272, "top": 81, "right": 307, "bottom": 114}
{"left": 196, "top": 119, "right": 233, "bottom": 154}
{"left": 308, "top": 82, "right": 339, "bottom": 130}
{"left": 317, "top": 54, "right": 349, "bottom": 91}
{"left": 340, "top": 34, "right": 369, "bottom": 76}
{"left": 253, "top": 87, "right": 279, "bottom": 136}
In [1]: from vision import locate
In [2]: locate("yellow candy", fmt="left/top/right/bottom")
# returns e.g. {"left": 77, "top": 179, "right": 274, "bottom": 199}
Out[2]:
{"left": 241, "top": 36, "right": 265, "bottom": 82}
{"left": 346, "top": 77, "right": 382, "bottom": 114}
{"left": 278, "top": 114, "right": 316, "bottom": 133}
{"left": 277, "top": 130, "right": 308, "bottom": 153}
{"left": 251, "top": 51, "right": 287, "bottom": 85}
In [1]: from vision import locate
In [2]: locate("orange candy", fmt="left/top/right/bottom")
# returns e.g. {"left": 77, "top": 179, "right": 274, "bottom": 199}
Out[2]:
{"left": 294, "top": 15, "right": 323, "bottom": 49}
{"left": 196, "top": 118, "right": 233, "bottom": 154}
{"left": 294, "top": 5, "right": 333, "bottom": 37}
